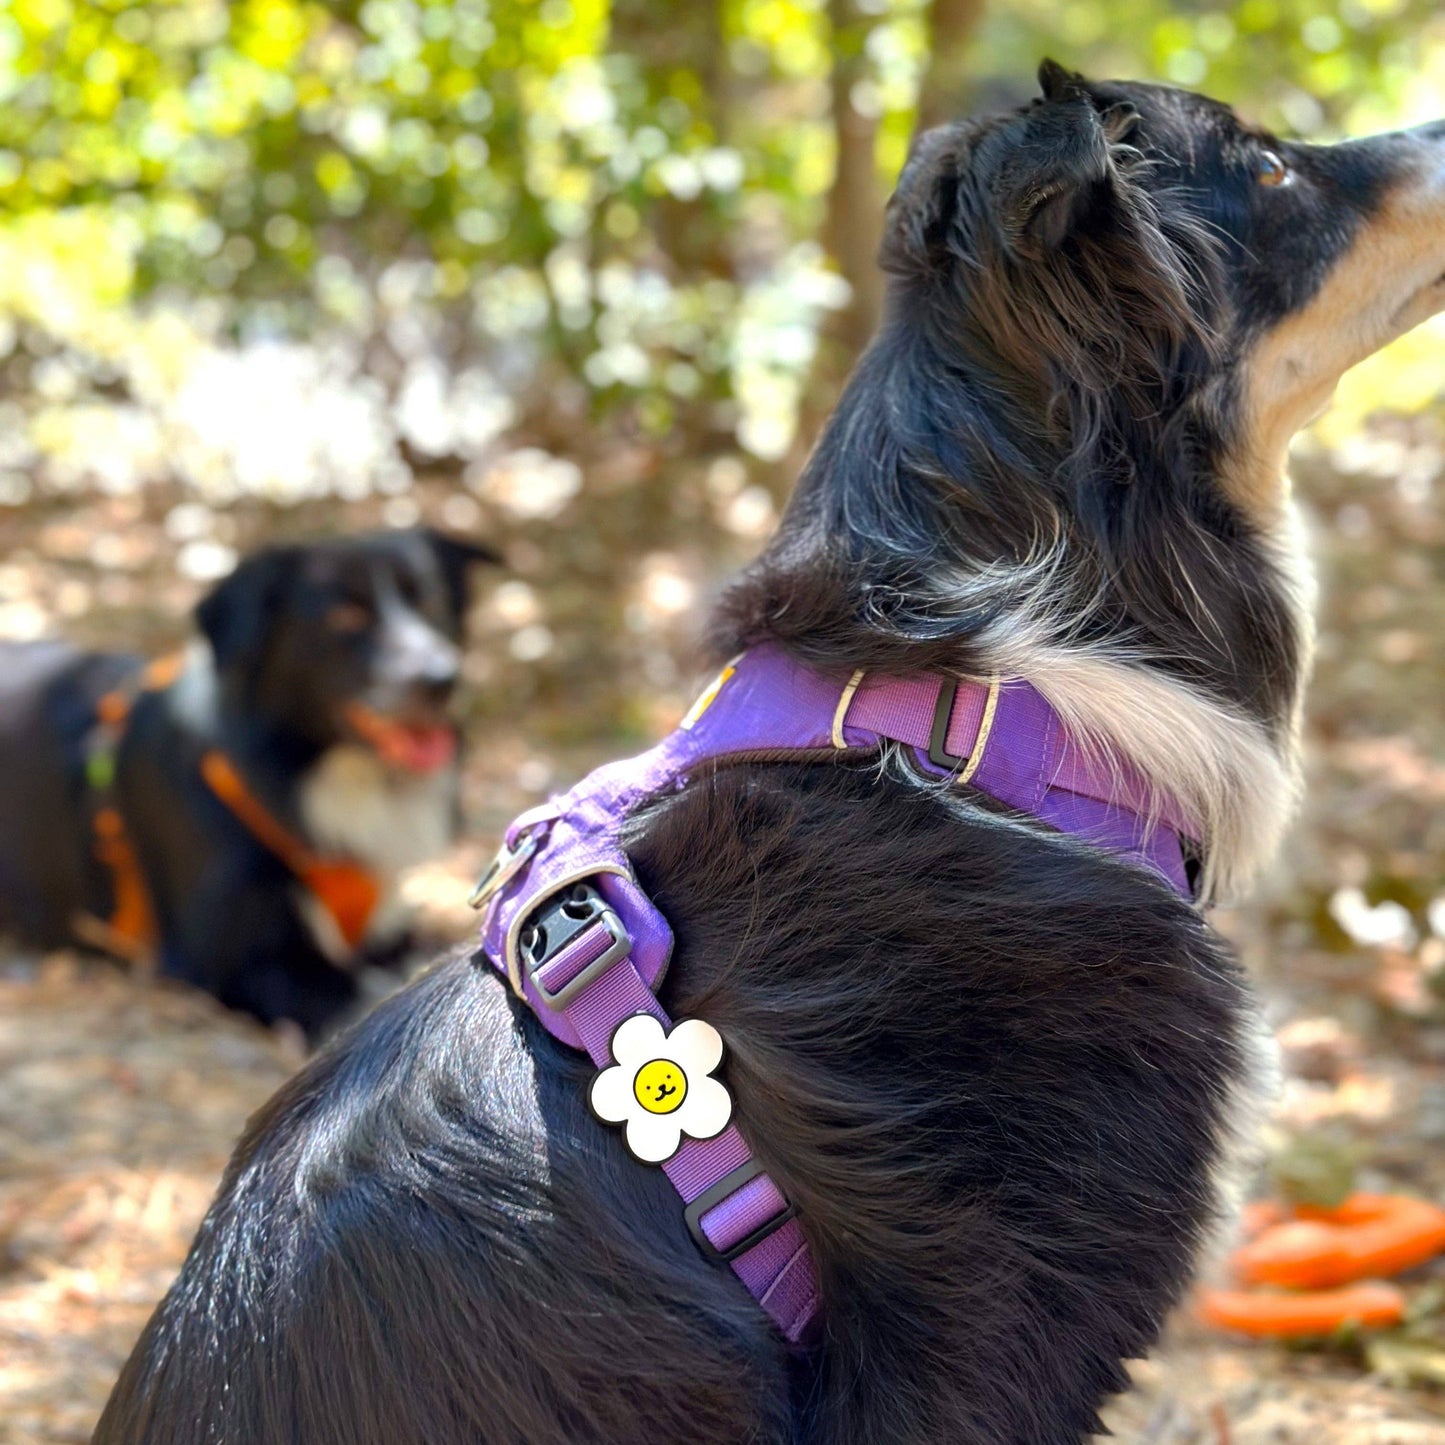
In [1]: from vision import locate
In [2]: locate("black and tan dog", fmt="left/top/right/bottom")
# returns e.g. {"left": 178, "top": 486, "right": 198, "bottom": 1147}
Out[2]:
{"left": 97, "top": 66, "right": 1445, "bottom": 1443}
{"left": 0, "top": 528, "right": 495, "bottom": 1038}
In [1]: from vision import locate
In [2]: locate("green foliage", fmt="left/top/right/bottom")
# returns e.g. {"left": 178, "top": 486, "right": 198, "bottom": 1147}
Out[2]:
{"left": 1, "top": 0, "right": 853, "bottom": 457}
{"left": 1, "top": 0, "right": 1443, "bottom": 485}
{"left": 987, "top": 0, "right": 1444, "bottom": 134}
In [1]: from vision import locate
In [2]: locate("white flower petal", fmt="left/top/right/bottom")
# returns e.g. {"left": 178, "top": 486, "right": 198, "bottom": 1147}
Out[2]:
{"left": 610, "top": 1012, "right": 666, "bottom": 1067}
{"left": 625, "top": 1112, "right": 683, "bottom": 1163}
{"left": 588, "top": 1063, "right": 635, "bottom": 1124}
{"left": 679, "top": 1075, "right": 732, "bottom": 1141}
{"left": 666, "top": 1018, "right": 724, "bottom": 1076}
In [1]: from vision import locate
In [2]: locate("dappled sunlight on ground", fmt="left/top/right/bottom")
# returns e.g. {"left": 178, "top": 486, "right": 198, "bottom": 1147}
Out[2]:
{"left": 0, "top": 416, "right": 1443, "bottom": 1439}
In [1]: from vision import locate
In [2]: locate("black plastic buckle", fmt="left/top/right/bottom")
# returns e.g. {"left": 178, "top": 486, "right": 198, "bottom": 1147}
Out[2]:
{"left": 519, "top": 883, "right": 632, "bottom": 1009}
{"left": 927, "top": 677, "right": 965, "bottom": 772}
{"left": 683, "top": 1159, "right": 798, "bottom": 1264}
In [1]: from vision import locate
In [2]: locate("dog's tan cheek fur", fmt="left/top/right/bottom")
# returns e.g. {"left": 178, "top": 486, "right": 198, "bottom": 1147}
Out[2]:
{"left": 1228, "top": 164, "right": 1445, "bottom": 522}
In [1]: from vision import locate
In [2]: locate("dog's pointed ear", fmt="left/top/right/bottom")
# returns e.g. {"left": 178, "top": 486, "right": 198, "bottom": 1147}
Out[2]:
{"left": 1036, "top": 59, "right": 1140, "bottom": 143}
{"left": 1037, "top": 57, "right": 1086, "bottom": 103}
{"left": 880, "top": 125, "right": 963, "bottom": 274}
{"left": 882, "top": 62, "right": 1140, "bottom": 275}
{"left": 420, "top": 528, "right": 501, "bottom": 572}
{"left": 195, "top": 546, "right": 296, "bottom": 676}
{"left": 418, "top": 528, "right": 501, "bottom": 619}
{"left": 986, "top": 60, "right": 1137, "bottom": 258}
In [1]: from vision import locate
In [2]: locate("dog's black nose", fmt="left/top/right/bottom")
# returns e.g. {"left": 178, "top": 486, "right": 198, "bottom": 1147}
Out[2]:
{"left": 417, "top": 667, "right": 458, "bottom": 706}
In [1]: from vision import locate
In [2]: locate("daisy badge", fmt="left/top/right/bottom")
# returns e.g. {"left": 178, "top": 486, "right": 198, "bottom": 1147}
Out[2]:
{"left": 589, "top": 1014, "right": 733, "bottom": 1164}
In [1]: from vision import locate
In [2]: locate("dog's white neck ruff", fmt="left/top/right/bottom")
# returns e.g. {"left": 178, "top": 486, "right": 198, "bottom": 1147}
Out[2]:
{"left": 913, "top": 492, "right": 1314, "bottom": 903}
{"left": 996, "top": 641, "right": 1296, "bottom": 904}
{"left": 934, "top": 483, "right": 1316, "bottom": 905}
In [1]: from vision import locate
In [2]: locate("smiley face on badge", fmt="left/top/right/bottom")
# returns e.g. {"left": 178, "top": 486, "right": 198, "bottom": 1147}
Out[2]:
{"left": 633, "top": 1058, "right": 687, "bottom": 1114}
{"left": 590, "top": 1014, "right": 733, "bottom": 1164}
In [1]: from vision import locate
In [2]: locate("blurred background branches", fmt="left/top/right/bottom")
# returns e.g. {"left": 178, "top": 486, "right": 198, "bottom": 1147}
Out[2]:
{"left": 4, "top": 0, "right": 1445, "bottom": 735}
{"left": 5, "top": 0, "right": 1445, "bottom": 496}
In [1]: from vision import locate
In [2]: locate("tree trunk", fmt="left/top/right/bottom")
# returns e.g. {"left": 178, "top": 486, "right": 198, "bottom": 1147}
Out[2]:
{"left": 788, "top": 0, "right": 991, "bottom": 470}
{"left": 822, "top": 0, "right": 884, "bottom": 359}
{"left": 918, "top": 0, "right": 988, "bottom": 131}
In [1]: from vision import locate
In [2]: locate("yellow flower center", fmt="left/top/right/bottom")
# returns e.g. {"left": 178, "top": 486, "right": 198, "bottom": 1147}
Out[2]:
{"left": 633, "top": 1058, "right": 687, "bottom": 1115}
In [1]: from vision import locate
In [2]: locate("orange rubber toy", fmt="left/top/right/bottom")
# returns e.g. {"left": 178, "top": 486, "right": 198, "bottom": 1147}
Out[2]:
{"left": 1197, "top": 1192, "right": 1445, "bottom": 1339}
{"left": 1198, "top": 1280, "right": 1406, "bottom": 1338}
{"left": 1233, "top": 1193, "right": 1445, "bottom": 1291}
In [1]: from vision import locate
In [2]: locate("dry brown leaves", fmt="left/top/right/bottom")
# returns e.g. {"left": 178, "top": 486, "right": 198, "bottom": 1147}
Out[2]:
{"left": 0, "top": 956, "right": 297, "bottom": 1444}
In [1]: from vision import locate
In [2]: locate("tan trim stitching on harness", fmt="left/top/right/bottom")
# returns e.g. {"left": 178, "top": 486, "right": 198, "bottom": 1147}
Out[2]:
{"left": 831, "top": 669, "right": 866, "bottom": 749}
{"left": 955, "top": 674, "right": 1001, "bottom": 788}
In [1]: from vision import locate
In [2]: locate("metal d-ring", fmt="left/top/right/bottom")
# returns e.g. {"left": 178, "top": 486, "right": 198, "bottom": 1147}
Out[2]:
{"left": 467, "top": 825, "right": 543, "bottom": 911}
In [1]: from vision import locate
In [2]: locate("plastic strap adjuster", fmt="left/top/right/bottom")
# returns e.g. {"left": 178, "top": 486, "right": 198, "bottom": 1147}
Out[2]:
{"left": 926, "top": 677, "right": 964, "bottom": 772}
{"left": 521, "top": 884, "right": 633, "bottom": 1009}
{"left": 923, "top": 674, "right": 999, "bottom": 789}
{"left": 683, "top": 1159, "right": 798, "bottom": 1264}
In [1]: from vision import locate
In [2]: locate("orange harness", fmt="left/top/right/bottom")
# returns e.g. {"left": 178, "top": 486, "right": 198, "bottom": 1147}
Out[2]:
{"left": 84, "top": 659, "right": 381, "bottom": 960}
{"left": 197, "top": 751, "right": 380, "bottom": 951}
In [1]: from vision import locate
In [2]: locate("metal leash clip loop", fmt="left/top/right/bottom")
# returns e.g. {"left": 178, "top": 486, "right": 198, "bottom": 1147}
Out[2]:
{"left": 467, "top": 824, "right": 544, "bottom": 912}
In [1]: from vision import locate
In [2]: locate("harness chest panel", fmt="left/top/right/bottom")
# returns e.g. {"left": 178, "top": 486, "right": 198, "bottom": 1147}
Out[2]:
{"left": 474, "top": 644, "right": 1198, "bottom": 1346}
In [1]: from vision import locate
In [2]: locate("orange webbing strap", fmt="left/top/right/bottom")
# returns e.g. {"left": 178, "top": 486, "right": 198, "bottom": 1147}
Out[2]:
{"left": 198, "top": 750, "right": 381, "bottom": 951}
{"left": 95, "top": 688, "right": 131, "bottom": 729}
{"left": 80, "top": 806, "right": 158, "bottom": 962}
{"left": 80, "top": 654, "right": 190, "bottom": 959}
{"left": 94, "top": 653, "right": 184, "bottom": 730}
{"left": 142, "top": 652, "right": 186, "bottom": 691}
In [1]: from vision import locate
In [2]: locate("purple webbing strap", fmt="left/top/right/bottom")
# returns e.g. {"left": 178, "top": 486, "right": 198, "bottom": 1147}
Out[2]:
{"left": 847, "top": 672, "right": 1190, "bottom": 835}
{"left": 534, "top": 931, "right": 821, "bottom": 1345}
{"left": 847, "top": 672, "right": 979, "bottom": 752}
{"left": 477, "top": 643, "right": 1203, "bottom": 1353}
{"left": 844, "top": 671, "right": 1195, "bottom": 898}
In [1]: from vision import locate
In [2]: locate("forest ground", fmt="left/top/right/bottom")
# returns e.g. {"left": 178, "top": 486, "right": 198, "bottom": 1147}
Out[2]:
{"left": 2, "top": 432, "right": 1444, "bottom": 1443}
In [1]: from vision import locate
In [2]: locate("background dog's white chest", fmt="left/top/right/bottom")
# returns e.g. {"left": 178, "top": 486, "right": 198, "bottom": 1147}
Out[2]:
{"left": 299, "top": 743, "right": 457, "bottom": 875}
{"left": 296, "top": 744, "right": 458, "bottom": 955}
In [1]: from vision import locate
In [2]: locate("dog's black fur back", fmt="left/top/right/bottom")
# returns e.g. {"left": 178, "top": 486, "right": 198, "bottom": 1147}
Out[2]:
{"left": 97, "top": 761, "right": 1251, "bottom": 1444}
{"left": 0, "top": 643, "right": 139, "bottom": 946}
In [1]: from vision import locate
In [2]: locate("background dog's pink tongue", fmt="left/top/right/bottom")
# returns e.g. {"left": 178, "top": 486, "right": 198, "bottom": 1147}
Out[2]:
{"left": 386, "top": 724, "right": 456, "bottom": 773}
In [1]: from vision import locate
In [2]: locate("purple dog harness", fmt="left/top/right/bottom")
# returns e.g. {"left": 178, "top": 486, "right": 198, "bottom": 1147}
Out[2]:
{"left": 472, "top": 644, "right": 1197, "bottom": 1347}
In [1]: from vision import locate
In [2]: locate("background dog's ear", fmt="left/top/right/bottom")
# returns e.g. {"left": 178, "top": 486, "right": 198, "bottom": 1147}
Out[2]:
{"left": 993, "top": 64, "right": 1117, "bottom": 257}
{"left": 195, "top": 547, "right": 296, "bottom": 676}
{"left": 418, "top": 528, "right": 501, "bottom": 622}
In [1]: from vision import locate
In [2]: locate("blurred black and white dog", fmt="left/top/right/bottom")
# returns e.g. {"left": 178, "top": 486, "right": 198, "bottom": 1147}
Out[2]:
{"left": 97, "top": 65, "right": 1445, "bottom": 1443}
{"left": 0, "top": 528, "right": 495, "bottom": 1037}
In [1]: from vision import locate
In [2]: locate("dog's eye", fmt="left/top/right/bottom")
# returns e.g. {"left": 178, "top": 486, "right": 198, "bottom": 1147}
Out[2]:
{"left": 326, "top": 601, "right": 373, "bottom": 634}
{"left": 1256, "top": 150, "right": 1290, "bottom": 188}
